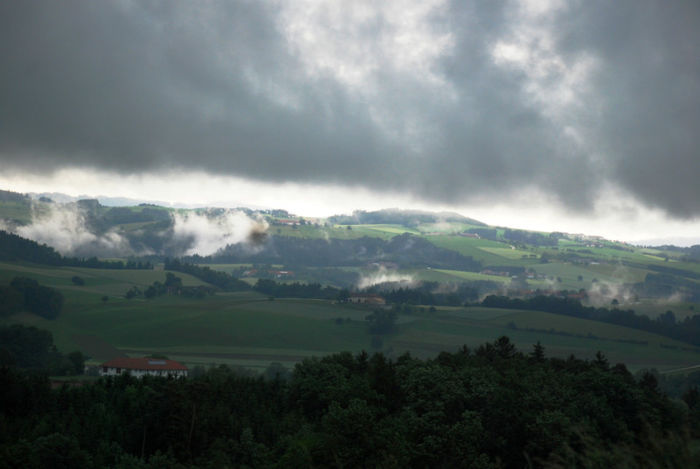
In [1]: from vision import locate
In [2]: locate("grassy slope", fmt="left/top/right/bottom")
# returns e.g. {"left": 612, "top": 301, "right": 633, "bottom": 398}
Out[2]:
{"left": 1, "top": 262, "right": 699, "bottom": 373}
{"left": 2, "top": 200, "right": 700, "bottom": 371}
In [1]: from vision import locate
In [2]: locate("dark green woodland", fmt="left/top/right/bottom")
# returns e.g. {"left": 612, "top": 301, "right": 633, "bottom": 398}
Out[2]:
{"left": 1, "top": 337, "right": 699, "bottom": 468}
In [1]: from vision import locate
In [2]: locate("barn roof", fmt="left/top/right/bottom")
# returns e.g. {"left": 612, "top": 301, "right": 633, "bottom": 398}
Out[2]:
{"left": 101, "top": 357, "right": 188, "bottom": 371}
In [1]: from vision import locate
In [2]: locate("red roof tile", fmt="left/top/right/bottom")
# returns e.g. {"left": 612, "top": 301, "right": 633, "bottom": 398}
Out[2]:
{"left": 101, "top": 357, "right": 188, "bottom": 371}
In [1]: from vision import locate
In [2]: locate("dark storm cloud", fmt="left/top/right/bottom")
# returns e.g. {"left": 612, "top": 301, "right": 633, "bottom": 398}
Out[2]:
{"left": 555, "top": 1, "right": 700, "bottom": 218}
{"left": 0, "top": 0, "right": 399, "bottom": 180}
{"left": 1, "top": 1, "right": 699, "bottom": 218}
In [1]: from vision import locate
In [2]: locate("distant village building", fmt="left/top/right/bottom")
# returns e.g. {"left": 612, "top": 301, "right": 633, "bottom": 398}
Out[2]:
{"left": 100, "top": 357, "right": 188, "bottom": 378}
{"left": 348, "top": 293, "right": 386, "bottom": 305}
{"left": 274, "top": 219, "right": 299, "bottom": 226}
{"left": 269, "top": 270, "right": 293, "bottom": 278}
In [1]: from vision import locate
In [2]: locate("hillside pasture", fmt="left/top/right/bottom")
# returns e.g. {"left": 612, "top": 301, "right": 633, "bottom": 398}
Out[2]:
{"left": 416, "top": 222, "right": 485, "bottom": 234}
{"left": 563, "top": 245, "right": 674, "bottom": 266}
{"left": 432, "top": 269, "right": 511, "bottom": 283}
{"left": 2, "top": 262, "right": 700, "bottom": 373}
{"left": 0, "top": 261, "right": 208, "bottom": 296}
{"left": 270, "top": 224, "right": 395, "bottom": 240}
{"left": 389, "top": 307, "right": 700, "bottom": 371}
{"left": 479, "top": 246, "right": 535, "bottom": 260}
{"left": 354, "top": 224, "right": 422, "bottom": 235}
{"left": 425, "top": 235, "right": 537, "bottom": 266}
{"left": 531, "top": 263, "right": 611, "bottom": 290}
{"left": 582, "top": 262, "right": 650, "bottom": 283}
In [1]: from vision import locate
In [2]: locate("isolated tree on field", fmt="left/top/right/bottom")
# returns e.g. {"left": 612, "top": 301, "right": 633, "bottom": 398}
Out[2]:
{"left": 71, "top": 276, "right": 85, "bottom": 286}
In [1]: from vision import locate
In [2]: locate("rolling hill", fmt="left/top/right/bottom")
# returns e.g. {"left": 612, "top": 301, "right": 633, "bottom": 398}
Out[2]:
{"left": 2, "top": 188, "right": 700, "bottom": 373}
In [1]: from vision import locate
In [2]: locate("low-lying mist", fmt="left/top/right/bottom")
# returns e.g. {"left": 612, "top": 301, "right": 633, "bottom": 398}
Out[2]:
{"left": 171, "top": 210, "right": 268, "bottom": 256}
{"left": 357, "top": 266, "right": 416, "bottom": 290}
{"left": 586, "top": 280, "right": 636, "bottom": 307}
{"left": 1, "top": 203, "right": 268, "bottom": 258}
{"left": 14, "top": 203, "right": 133, "bottom": 257}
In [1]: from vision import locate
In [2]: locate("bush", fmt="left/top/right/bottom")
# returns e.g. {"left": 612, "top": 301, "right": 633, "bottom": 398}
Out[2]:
{"left": 71, "top": 276, "right": 85, "bottom": 286}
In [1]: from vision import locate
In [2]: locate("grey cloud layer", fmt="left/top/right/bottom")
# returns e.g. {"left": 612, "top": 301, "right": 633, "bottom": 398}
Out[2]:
{"left": 1, "top": 0, "right": 698, "bottom": 217}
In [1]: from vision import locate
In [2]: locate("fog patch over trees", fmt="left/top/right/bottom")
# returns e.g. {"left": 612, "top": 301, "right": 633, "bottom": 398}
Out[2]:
{"left": 587, "top": 280, "right": 637, "bottom": 307}
{"left": 0, "top": 201, "right": 269, "bottom": 258}
{"left": 357, "top": 265, "right": 416, "bottom": 289}
{"left": 14, "top": 202, "right": 132, "bottom": 257}
{"left": 171, "top": 210, "right": 268, "bottom": 256}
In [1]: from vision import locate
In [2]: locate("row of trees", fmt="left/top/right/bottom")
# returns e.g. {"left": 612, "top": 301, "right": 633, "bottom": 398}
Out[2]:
{"left": 0, "top": 230, "right": 153, "bottom": 269}
{"left": 126, "top": 273, "right": 215, "bottom": 300}
{"left": 503, "top": 229, "right": 560, "bottom": 246}
{"left": 190, "top": 233, "right": 482, "bottom": 271}
{"left": 327, "top": 208, "right": 479, "bottom": 226}
{"left": 367, "top": 281, "right": 499, "bottom": 306}
{"left": 0, "top": 338, "right": 696, "bottom": 467}
{"left": 250, "top": 277, "right": 499, "bottom": 306}
{"left": 164, "top": 259, "right": 251, "bottom": 291}
{"left": 482, "top": 294, "right": 700, "bottom": 346}
{"left": 634, "top": 272, "right": 700, "bottom": 302}
{"left": 253, "top": 279, "right": 340, "bottom": 300}
{"left": 251, "top": 278, "right": 495, "bottom": 307}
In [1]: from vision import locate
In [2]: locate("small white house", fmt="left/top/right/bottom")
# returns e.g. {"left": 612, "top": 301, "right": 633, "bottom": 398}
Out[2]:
{"left": 100, "top": 357, "right": 188, "bottom": 378}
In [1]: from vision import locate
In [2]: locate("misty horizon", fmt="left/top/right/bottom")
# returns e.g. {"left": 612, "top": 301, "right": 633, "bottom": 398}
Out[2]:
{"left": 1, "top": 1, "right": 699, "bottom": 246}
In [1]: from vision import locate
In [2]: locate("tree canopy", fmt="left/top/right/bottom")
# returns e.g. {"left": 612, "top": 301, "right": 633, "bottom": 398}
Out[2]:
{"left": 0, "top": 337, "right": 696, "bottom": 467}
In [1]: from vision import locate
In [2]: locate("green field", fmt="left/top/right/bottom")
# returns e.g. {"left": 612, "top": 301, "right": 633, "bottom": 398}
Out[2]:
{"left": 478, "top": 246, "right": 535, "bottom": 260}
{"left": 271, "top": 223, "right": 410, "bottom": 240}
{"left": 417, "top": 222, "right": 485, "bottom": 234}
{"left": 425, "top": 235, "right": 540, "bottom": 267}
{"left": 354, "top": 224, "right": 421, "bottom": 235}
{"left": 2, "top": 261, "right": 700, "bottom": 373}
{"left": 431, "top": 268, "right": 511, "bottom": 283}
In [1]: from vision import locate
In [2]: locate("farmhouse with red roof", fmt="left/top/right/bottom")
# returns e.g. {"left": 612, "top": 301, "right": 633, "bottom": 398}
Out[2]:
{"left": 100, "top": 357, "right": 188, "bottom": 378}
{"left": 348, "top": 293, "right": 386, "bottom": 305}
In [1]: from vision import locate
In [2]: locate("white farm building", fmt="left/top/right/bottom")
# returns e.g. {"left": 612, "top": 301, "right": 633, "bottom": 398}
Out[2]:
{"left": 100, "top": 357, "right": 188, "bottom": 378}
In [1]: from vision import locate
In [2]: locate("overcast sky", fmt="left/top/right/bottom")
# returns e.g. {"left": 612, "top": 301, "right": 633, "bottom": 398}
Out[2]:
{"left": 1, "top": 0, "right": 699, "bottom": 245}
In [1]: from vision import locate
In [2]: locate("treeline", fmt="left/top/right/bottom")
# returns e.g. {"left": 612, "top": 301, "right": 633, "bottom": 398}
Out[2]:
{"left": 0, "top": 277, "right": 63, "bottom": 319}
{"left": 482, "top": 294, "right": 700, "bottom": 346}
{"left": 327, "top": 208, "right": 483, "bottom": 226}
{"left": 504, "top": 228, "right": 560, "bottom": 246}
{"left": 0, "top": 338, "right": 696, "bottom": 467}
{"left": 126, "top": 273, "right": 215, "bottom": 300}
{"left": 253, "top": 279, "right": 341, "bottom": 300}
{"left": 652, "top": 244, "right": 700, "bottom": 263}
{"left": 196, "top": 233, "right": 482, "bottom": 271}
{"left": 230, "top": 277, "right": 501, "bottom": 306}
{"left": 0, "top": 230, "right": 153, "bottom": 269}
{"left": 0, "top": 324, "right": 84, "bottom": 375}
{"left": 466, "top": 227, "right": 498, "bottom": 240}
{"left": 164, "top": 259, "right": 251, "bottom": 291}
{"left": 633, "top": 272, "right": 700, "bottom": 302}
{"left": 366, "top": 281, "right": 499, "bottom": 306}
{"left": 101, "top": 206, "right": 170, "bottom": 225}
{"left": 248, "top": 278, "right": 496, "bottom": 306}
{"left": 66, "top": 257, "right": 153, "bottom": 270}
{"left": 0, "top": 189, "right": 29, "bottom": 203}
